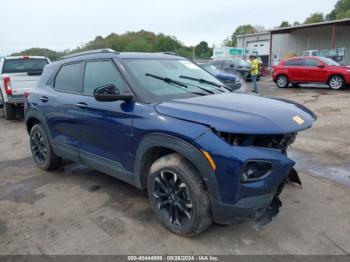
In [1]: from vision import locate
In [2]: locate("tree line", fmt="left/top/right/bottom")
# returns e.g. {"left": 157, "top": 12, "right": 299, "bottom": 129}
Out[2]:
{"left": 11, "top": 0, "right": 350, "bottom": 60}
{"left": 12, "top": 31, "right": 212, "bottom": 61}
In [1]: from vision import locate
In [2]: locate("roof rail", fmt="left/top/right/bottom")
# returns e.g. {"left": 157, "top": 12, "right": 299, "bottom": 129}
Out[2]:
{"left": 155, "top": 51, "right": 177, "bottom": 56}
{"left": 60, "top": 49, "right": 119, "bottom": 60}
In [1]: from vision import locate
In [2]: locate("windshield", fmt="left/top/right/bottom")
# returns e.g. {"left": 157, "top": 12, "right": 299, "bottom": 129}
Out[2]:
{"left": 202, "top": 64, "right": 220, "bottom": 75}
{"left": 318, "top": 57, "right": 340, "bottom": 66}
{"left": 2, "top": 58, "right": 48, "bottom": 74}
{"left": 235, "top": 60, "right": 250, "bottom": 68}
{"left": 122, "top": 58, "right": 226, "bottom": 101}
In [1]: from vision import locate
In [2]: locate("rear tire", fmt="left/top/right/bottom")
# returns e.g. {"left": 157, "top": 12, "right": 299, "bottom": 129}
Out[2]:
{"left": 147, "top": 153, "right": 212, "bottom": 237}
{"left": 4, "top": 102, "right": 16, "bottom": 120}
{"left": 328, "top": 75, "right": 344, "bottom": 90}
{"left": 30, "top": 124, "right": 62, "bottom": 170}
{"left": 276, "top": 75, "right": 289, "bottom": 88}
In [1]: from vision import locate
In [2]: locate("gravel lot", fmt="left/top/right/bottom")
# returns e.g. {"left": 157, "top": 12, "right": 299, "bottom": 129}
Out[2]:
{"left": 0, "top": 79, "right": 349, "bottom": 255}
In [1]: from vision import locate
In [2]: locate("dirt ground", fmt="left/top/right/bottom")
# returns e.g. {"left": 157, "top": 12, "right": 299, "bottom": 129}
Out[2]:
{"left": 0, "top": 79, "right": 349, "bottom": 255}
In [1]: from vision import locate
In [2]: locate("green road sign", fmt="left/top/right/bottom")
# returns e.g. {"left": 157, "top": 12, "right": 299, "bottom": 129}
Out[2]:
{"left": 229, "top": 48, "right": 244, "bottom": 55}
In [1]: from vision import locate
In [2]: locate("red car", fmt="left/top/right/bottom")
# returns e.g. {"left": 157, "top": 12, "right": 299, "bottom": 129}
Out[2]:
{"left": 273, "top": 56, "right": 350, "bottom": 90}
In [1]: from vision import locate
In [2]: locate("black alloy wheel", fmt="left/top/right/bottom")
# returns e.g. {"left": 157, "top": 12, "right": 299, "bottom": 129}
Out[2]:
{"left": 147, "top": 153, "right": 212, "bottom": 236}
{"left": 153, "top": 170, "right": 193, "bottom": 226}
{"left": 29, "top": 124, "right": 62, "bottom": 170}
{"left": 31, "top": 129, "right": 47, "bottom": 166}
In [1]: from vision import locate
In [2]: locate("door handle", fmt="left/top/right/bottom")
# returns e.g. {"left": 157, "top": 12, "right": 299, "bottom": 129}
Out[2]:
{"left": 40, "top": 96, "right": 48, "bottom": 102}
{"left": 76, "top": 102, "right": 88, "bottom": 109}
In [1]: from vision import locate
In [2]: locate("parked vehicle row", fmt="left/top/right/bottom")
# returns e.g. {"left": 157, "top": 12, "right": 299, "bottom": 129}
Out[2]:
{"left": 24, "top": 49, "right": 316, "bottom": 236}
{"left": 209, "top": 58, "right": 261, "bottom": 81}
{"left": 0, "top": 56, "right": 50, "bottom": 119}
{"left": 273, "top": 56, "right": 350, "bottom": 90}
{"left": 201, "top": 64, "right": 242, "bottom": 90}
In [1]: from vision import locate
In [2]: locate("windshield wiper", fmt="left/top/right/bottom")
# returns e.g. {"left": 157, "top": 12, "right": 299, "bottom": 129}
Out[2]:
{"left": 179, "top": 75, "right": 232, "bottom": 92}
{"left": 145, "top": 73, "right": 207, "bottom": 96}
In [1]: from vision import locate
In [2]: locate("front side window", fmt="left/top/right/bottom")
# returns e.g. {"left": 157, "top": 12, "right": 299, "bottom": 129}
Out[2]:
{"left": 318, "top": 57, "right": 339, "bottom": 66}
{"left": 54, "top": 62, "right": 84, "bottom": 93}
{"left": 83, "top": 60, "right": 127, "bottom": 95}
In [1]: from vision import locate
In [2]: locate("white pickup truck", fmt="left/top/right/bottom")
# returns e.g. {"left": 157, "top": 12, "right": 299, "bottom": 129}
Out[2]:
{"left": 0, "top": 56, "right": 50, "bottom": 120}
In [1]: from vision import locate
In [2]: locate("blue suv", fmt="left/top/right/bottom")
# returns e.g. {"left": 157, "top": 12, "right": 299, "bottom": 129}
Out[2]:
{"left": 25, "top": 49, "right": 316, "bottom": 236}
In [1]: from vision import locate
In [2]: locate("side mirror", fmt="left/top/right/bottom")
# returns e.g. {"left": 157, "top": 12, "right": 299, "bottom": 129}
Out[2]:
{"left": 317, "top": 64, "right": 325, "bottom": 68}
{"left": 93, "top": 84, "right": 133, "bottom": 102}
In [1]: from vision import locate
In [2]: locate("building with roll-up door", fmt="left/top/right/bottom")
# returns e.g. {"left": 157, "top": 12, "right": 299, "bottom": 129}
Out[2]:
{"left": 236, "top": 32, "right": 270, "bottom": 66}
{"left": 270, "top": 18, "right": 350, "bottom": 66}
{"left": 235, "top": 18, "right": 350, "bottom": 68}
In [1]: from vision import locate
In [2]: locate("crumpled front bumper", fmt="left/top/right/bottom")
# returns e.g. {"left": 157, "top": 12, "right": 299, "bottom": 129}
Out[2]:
{"left": 193, "top": 130, "right": 300, "bottom": 226}
{"left": 211, "top": 169, "right": 300, "bottom": 227}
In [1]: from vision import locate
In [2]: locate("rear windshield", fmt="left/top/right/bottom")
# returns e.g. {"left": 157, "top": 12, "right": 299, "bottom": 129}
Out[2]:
{"left": 2, "top": 58, "right": 48, "bottom": 74}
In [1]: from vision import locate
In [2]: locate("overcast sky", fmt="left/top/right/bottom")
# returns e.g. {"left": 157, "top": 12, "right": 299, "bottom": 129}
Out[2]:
{"left": 0, "top": 0, "right": 338, "bottom": 56}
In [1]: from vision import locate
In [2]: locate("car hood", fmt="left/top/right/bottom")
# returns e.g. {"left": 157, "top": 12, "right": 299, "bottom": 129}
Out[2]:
{"left": 155, "top": 93, "right": 317, "bottom": 134}
{"left": 216, "top": 72, "right": 238, "bottom": 81}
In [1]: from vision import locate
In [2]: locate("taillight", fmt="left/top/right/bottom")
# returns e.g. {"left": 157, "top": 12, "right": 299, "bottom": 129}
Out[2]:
{"left": 24, "top": 91, "right": 31, "bottom": 98}
{"left": 3, "top": 77, "right": 12, "bottom": 95}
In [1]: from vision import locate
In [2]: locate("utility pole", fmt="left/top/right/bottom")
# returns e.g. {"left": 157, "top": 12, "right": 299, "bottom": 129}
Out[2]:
{"left": 242, "top": 27, "right": 246, "bottom": 60}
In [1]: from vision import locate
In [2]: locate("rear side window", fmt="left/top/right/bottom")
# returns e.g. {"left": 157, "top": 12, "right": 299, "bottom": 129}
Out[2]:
{"left": 285, "top": 59, "right": 305, "bottom": 66}
{"left": 83, "top": 60, "right": 127, "bottom": 95}
{"left": 304, "top": 59, "right": 321, "bottom": 67}
{"left": 2, "top": 58, "right": 48, "bottom": 74}
{"left": 54, "top": 62, "right": 84, "bottom": 93}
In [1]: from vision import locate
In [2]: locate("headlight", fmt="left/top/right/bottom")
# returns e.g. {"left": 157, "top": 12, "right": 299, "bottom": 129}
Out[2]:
{"left": 241, "top": 161, "right": 272, "bottom": 182}
{"left": 235, "top": 77, "right": 242, "bottom": 83}
{"left": 347, "top": 69, "right": 350, "bottom": 73}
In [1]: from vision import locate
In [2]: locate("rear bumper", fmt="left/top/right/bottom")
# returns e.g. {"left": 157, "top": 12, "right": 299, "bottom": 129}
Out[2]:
{"left": 6, "top": 95, "right": 24, "bottom": 104}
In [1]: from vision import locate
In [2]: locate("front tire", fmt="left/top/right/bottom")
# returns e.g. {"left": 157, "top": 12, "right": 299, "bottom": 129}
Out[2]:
{"left": 328, "top": 75, "right": 344, "bottom": 90}
{"left": 30, "top": 124, "right": 62, "bottom": 170}
{"left": 147, "top": 153, "right": 212, "bottom": 237}
{"left": 276, "top": 75, "right": 289, "bottom": 88}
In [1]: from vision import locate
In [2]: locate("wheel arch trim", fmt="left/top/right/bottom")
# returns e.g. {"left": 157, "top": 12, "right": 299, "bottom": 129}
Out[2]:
{"left": 25, "top": 109, "right": 53, "bottom": 141}
{"left": 133, "top": 133, "right": 221, "bottom": 202}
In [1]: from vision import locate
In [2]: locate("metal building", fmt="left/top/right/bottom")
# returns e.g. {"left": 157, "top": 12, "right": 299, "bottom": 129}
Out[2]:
{"left": 236, "top": 32, "right": 270, "bottom": 65}
{"left": 270, "top": 18, "right": 350, "bottom": 66}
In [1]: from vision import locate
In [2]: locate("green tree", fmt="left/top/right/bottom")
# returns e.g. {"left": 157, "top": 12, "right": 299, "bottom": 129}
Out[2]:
{"left": 194, "top": 41, "right": 212, "bottom": 59}
{"left": 279, "top": 21, "right": 291, "bottom": 28}
{"left": 326, "top": 0, "right": 350, "bottom": 20}
{"left": 155, "top": 35, "right": 181, "bottom": 52}
{"left": 223, "top": 36, "right": 234, "bottom": 47}
{"left": 293, "top": 21, "right": 301, "bottom": 26}
{"left": 304, "top": 12, "right": 324, "bottom": 24}
{"left": 11, "top": 48, "right": 66, "bottom": 61}
{"left": 12, "top": 30, "right": 213, "bottom": 60}
{"left": 226, "top": 24, "right": 257, "bottom": 47}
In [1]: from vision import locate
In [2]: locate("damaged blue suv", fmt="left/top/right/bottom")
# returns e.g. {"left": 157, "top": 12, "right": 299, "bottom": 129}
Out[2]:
{"left": 25, "top": 49, "right": 316, "bottom": 236}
